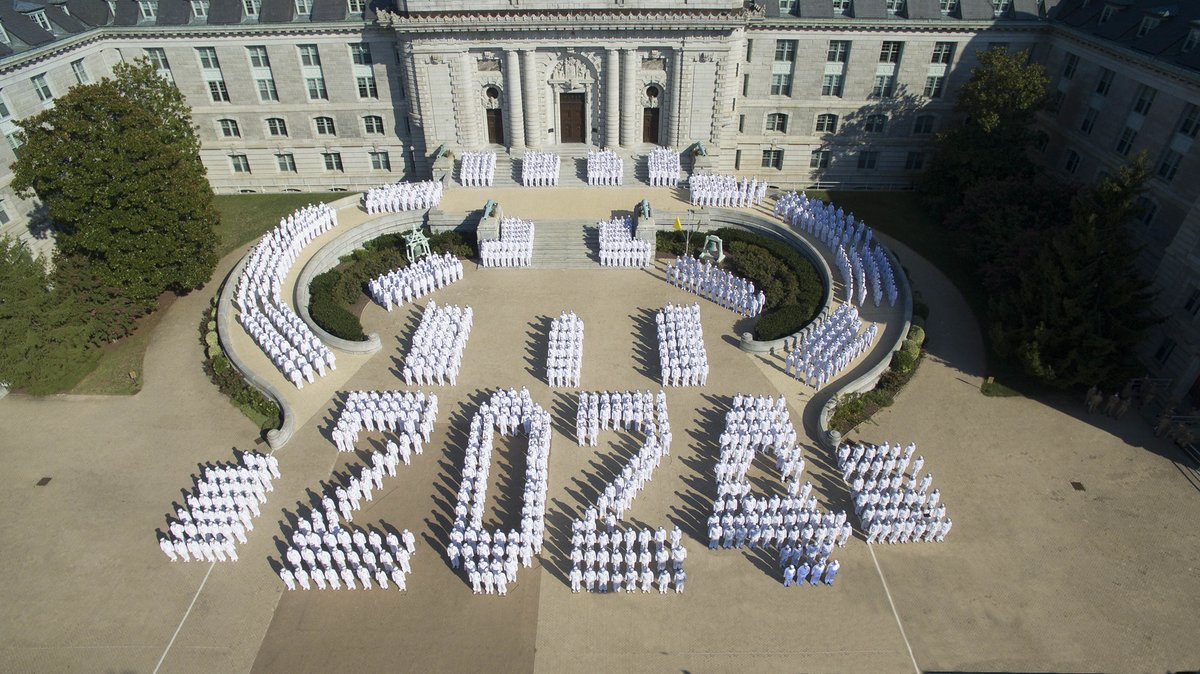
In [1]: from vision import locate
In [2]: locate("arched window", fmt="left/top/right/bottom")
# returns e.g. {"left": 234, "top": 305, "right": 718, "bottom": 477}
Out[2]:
{"left": 815, "top": 113, "right": 838, "bottom": 133}
{"left": 265, "top": 117, "right": 287, "bottom": 137}
{"left": 314, "top": 116, "right": 336, "bottom": 136}
{"left": 218, "top": 118, "right": 240, "bottom": 138}
{"left": 766, "top": 113, "right": 788, "bottom": 133}
{"left": 363, "top": 115, "right": 384, "bottom": 135}
{"left": 864, "top": 114, "right": 887, "bottom": 133}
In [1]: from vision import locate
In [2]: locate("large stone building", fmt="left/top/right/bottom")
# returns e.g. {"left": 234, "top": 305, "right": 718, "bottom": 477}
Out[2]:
{"left": 0, "top": 0, "right": 1196, "bottom": 397}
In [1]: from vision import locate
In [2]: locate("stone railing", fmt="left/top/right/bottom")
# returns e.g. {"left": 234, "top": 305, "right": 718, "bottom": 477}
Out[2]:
{"left": 816, "top": 244, "right": 913, "bottom": 448}
{"left": 216, "top": 254, "right": 295, "bottom": 450}
{"left": 293, "top": 210, "right": 430, "bottom": 354}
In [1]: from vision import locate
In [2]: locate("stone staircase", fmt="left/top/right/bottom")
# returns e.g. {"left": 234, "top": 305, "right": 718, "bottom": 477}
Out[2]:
{"left": 529, "top": 218, "right": 598, "bottom": 269}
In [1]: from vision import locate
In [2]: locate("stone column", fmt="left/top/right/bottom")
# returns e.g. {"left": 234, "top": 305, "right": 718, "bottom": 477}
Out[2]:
{"left": 604, "top": 48, "right": 620, "bottom": 149}
{"left": 668, "top": 48, "right": 684, "bottom": 148}
{"left": 457, "top": 52, "right": 480, "bottom": 148}
{"left": 503, "top": 49, "right": 525, "bottom": 149}
{"left": 620, "top": 48, "right": 638, "bottom": 147}
{"left": 520, "top": 49, "right": 542, "bottom": 149}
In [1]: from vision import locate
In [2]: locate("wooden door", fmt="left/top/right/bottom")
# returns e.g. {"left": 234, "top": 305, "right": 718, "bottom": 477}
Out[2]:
{"left": 560, "top": 93, "right": 585, "bottom": 143}
{"left": 486, "top": 108, "right": 504, "bottom": 145}
{"left": 642, "top": 108, "right": 661, "bottom": 145}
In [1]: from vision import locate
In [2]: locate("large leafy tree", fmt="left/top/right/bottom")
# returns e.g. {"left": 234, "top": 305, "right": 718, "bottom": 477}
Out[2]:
{"left": 946, "top": 175, "right": 1077, "bottom": 295}
{"left": 11, "top": 59, "right": 218, "bottom": 308}
{"left": 989, "top": 156, "right": 1160, "bottom": 388}
{"left": 920, "top": 48, "right": 1050, "bottom": 215}
{"left": 0, "top": 238, "right": 94, "bottom": 392}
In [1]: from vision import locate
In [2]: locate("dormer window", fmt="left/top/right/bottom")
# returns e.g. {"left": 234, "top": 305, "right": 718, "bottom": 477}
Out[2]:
{"left": 139, "top": 1, "right": 157, "bottom": 20}
{"left": 0, "top": 23, "right": 8, "bottom": 44}
{"left": 295, "top": 0, "right": 312, "bottom": 14}
{"left": 1137, "top": 16, "right": 1160, "bottom": 37}
{"left": 1183, "top": 28, "right": 1199, "bottom": 51}
{"left": 1099, "top": 4, "right": 1115, "bottom": 23}
{"left": 242, "top": 0, "right": 260, "bottom": 16}
{"left": 191, "top": 0, "right": 208, "bottom": 18}
{"left": 940, "top": 0, "right": 959, "bottom": 12}
{"left": 30, "top": 10, "right": 52, "bottom": 31}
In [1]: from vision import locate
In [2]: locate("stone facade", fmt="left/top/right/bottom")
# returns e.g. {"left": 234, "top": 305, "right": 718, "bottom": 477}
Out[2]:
{"left": 0, "top": 0, "right": 1196, "bottom": 398}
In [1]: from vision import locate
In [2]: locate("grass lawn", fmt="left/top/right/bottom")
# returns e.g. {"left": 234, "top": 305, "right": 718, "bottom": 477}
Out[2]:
{"left": 213, "top": 192, "right": 349, "bottom": 258}
{"left": 809, "top": 190, "right": 1030, "bottom": 396}
{"left": 64, "top": 192, "right": 350, "bottom": 396}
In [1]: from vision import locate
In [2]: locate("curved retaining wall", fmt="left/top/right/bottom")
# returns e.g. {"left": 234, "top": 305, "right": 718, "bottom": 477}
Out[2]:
{"left": 216, "top": 254, "right": 296, "bottom": 450}
{"left": 817, "top": 244, "right": 914, "bottom": 449}
{"left": 656, "top": 205, "right": 913, "bottom": 450}
{"left": 293, "top": 210, "right": 429, "bottom": 355}
{"left": 703, "top": 210, "right": 837, "bottom": 355}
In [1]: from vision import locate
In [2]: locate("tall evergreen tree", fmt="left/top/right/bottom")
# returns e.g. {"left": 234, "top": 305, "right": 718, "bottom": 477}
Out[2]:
{"left": 11, "top": 59, "right": 218, "bottom": 308}
{"left": 990, "top": 156, "right": 1160, "bottom": 388}
{"left": 920, "top": 48, "right": 1049, "bottom": 215}
{"left": 0, "top": 238, "right": 94, "bottom": 392}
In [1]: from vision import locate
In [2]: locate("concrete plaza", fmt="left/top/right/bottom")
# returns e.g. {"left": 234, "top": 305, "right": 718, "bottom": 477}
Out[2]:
{"left": 1, "top": 190, "right": 1198, "bottom": 673}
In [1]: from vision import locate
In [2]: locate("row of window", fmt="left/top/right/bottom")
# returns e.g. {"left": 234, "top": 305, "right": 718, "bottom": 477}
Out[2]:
{"left": 216, "top": 115, "right": 387, "bottom": 138}
{"left": 148, "top": 44, "right": 394, "bottom": 105}
{"left": 1060, "top": 53, "right": 1163, "bottom": 116}
{"left": 756, "top": 112, "right": 937, "bottom": 136}
{"left": 760, "top": 72, "right": 947, "bottom": 99}
{"left": 3, "top": 59, "right": 92, "bottom": 109}
{"left": 136, "top": 0, "right": 368, "bottom": 20}
{"left": 753, "top": 148, "right": 927, "bottom": 171}
{"left": 766, "top": 39, "right": 959, "bottom": 66}
{"left": 1060, "top": 144, "right": 1185, "bottom": 184}
{"left": 166, "top": 42, "right": 373, "bottom": 72}
{"left": 777, "top": 0, "right": 991, "bottom": 16}
{"left": 230, "top": 150, "right": 393, "bottom": 174}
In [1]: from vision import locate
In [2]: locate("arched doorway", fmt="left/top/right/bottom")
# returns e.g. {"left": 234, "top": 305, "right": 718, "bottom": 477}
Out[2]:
{"left": 643, "top": 85, "right": 661, "bottom": 145}
{"left": 483, "top": 86, "right": 504, "bottom": 145}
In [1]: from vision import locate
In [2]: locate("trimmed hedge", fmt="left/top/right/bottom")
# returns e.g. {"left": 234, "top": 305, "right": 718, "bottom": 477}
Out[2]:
{"left": 307, "top": 228, "right": 478, "bottom": 341}
{"left": 199, "top": 304, "right": 281, "bottom": 430}
{"left": 830, "top": 323, "right": 928, "bottom": 434}
{"left": 655, "top": 226, "right": 824, "bottom": 341}
{"left": 310, "top": 271, "right": 366, "bottom": 341}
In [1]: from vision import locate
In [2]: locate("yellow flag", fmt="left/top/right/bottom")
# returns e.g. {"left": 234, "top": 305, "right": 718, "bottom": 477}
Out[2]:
{"left": 673, "top": 217, "right": 682, "bottom": 231}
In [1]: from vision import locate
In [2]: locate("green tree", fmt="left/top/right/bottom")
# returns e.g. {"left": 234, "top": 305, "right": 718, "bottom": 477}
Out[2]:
{"left": 989, "top": 156, "right": 1159, "bottom": 388}
{"left": 920, "top": 48, "right": 1050, "bottom": 215}
{"left": 946, "top": 175, "right": 1077, "bottom": 295}
{"left": 11, "top": 59, "right": 218, "bottom": 308}
{"left": 0, "top": 238, "right": 95, "bottom": 392}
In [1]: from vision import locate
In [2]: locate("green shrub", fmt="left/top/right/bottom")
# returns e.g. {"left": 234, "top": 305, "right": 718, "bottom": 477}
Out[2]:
{"left": 310, "top": 272, "right": 366, "bottom": 341}
{"left": 907, "top": 324, "right": 926, "bottom": 347}
{"left": 756, "top": 304, "right": 810, "bottom": 341}
{"left": 198, "top": 304, "right": 281, "bottom": 431}
{"left": 892, "top": 349, "right": 918, "bottom": 373}
{"left": 656, "top": 227, "right": 825, "bottom": 340}
{"left": 430, "top": 230, "right": 478, "bottom": 259}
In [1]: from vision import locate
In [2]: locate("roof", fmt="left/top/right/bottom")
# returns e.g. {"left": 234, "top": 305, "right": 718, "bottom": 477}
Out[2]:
{"left": 958, "top": 0, "right": 997, "bottom": 20}
{"left": 851, "top": 0, "right": 890, "bottom": 19}
{"left": 905, "top": 0, "right": 943, "bottom": 20}
{"left": 798, "top": 0, "right": 836, "bottom": 19}
{"left": 1053, "top": 0, "right": 1200, "bottom": 72}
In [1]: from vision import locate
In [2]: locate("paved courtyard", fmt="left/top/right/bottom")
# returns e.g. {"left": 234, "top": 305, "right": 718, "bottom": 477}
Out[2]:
{"left": 1, "top": 193, "right": 1198, "bottom": 673}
